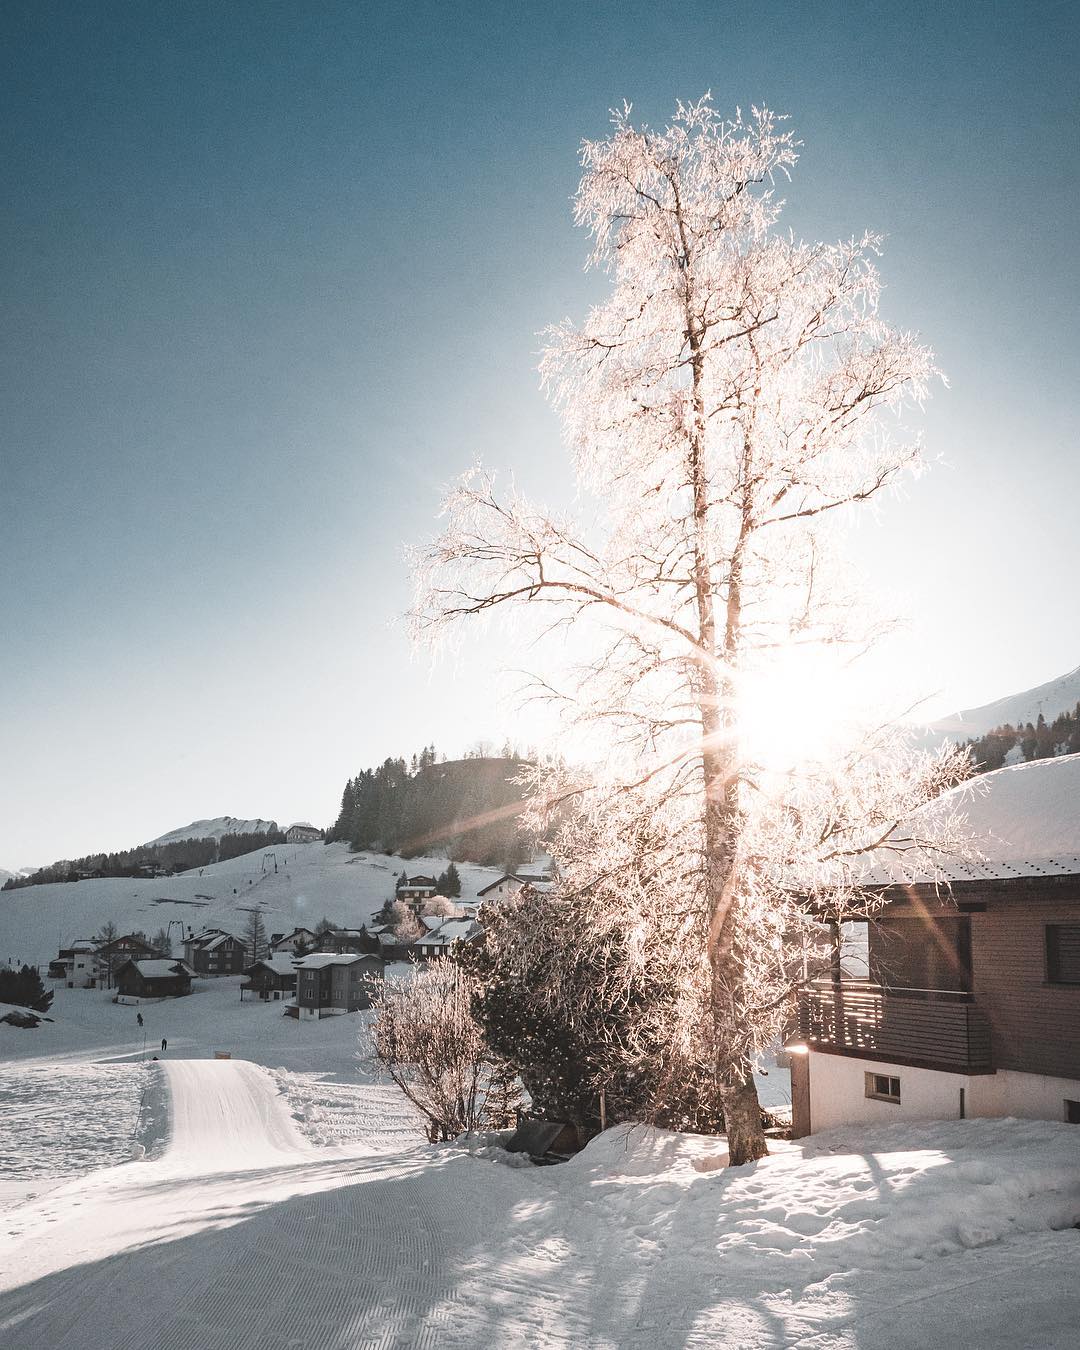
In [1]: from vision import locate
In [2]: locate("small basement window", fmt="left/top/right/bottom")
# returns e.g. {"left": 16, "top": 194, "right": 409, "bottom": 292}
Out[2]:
{"left": 1065, "top": 1100, "right": 1080, "bottom": 1125}
{"left": 865, "top": 1072, "right": 901, "bottom": 1104}
{"left": 1046, "top": 925, "right": 1080, "bottom": 985}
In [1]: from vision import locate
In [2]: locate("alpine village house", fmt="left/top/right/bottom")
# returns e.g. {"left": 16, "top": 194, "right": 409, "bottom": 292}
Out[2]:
{"left": 791, "top": 754, "right": 1080, "bottom": 1135}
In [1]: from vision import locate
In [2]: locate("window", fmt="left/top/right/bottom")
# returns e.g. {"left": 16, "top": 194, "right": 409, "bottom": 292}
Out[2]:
{"left": 1066, "top": 1100, "right": 1080, "bottom": 1125}
{"left": 864, "top": 1072, "right": 901, "bottom": 1104}
{"left": 1046, "top": 925, "right": 1080, "bottom": 985}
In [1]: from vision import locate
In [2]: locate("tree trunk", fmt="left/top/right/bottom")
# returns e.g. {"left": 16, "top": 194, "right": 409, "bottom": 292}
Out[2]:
{"left": 682, "top": 349, "right": 768, "bottom": 1162}
{"left": 719, "top": 1061, "right": 768, "bottom": 1165}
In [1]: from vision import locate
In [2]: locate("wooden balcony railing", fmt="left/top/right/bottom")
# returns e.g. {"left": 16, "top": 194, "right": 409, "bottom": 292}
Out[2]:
{"left": 798, "top": 979, "right": 993, "bottom": 1073}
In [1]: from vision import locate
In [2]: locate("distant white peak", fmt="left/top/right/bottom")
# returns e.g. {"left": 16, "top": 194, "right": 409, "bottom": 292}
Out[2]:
{"left": 926, "top": 663, "right": 1080, "bottom": 742}
{"left": 145, "top": 817, "right": 278, "bottom": 846}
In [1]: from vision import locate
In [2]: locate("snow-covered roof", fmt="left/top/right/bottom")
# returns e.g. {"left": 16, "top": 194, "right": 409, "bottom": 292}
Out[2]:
{"left": 248, "top": 955, "right": 298, "bottom": 977}
{"left": 293, "top": 952, "right": 375, "bottom": 970}
{"left": 416, "top": 919, "right": 480, "bottom": 947}
{"left": 476, "top": 872, "right": 553, "bottom": 897}
{"left": 131, "top": 959, "right": 193, "bottom": 979}
{"left": 869, "top": 753, "right": 1080, "bottom": 885}
{"left": 270, "top": 927, "right": 315, "bottom": 947}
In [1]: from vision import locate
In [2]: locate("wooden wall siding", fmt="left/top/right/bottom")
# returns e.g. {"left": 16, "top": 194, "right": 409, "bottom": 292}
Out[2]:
{"left": 969, "top": 892, "right": 1080, "bottom": 1080}
{"left": 799, "top": 980, "right": 993, "bottom": 1072}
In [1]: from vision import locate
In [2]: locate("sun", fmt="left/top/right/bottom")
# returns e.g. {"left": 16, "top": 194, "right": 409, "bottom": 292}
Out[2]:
{"left": 732, "top": 645, "right": 865, "bottom": 774}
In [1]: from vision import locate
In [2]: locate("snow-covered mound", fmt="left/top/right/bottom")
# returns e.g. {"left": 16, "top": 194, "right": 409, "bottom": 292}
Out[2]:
{"left": 873, "top": 752, "right": 1080, "bottom": 883}
{"left": 145, "top": 816, "right": 279, "bottom": 846}
{"left": 0, "top": 841, "right": 503, "bottom": 967}
{"left": 929, "top": 663, "right": 1080, "bottom": 742}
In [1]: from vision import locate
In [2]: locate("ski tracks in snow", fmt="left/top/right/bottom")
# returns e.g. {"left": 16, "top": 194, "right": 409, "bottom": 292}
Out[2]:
{"left": 0, "top": 1058, "right": 478, "bottom": 1350}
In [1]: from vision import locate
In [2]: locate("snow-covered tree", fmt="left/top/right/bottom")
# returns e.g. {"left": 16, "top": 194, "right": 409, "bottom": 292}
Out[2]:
{"left": 413, "top": 98, "right": 971, "bottom": 1163}
{"left": 363, "top": 958, "right": 510, "bottom": 1141}
{"left": 463, "top": 870, "right": 724, "bottom": 1139}
{"left": 376, "top": 897, "right": 425, "bottom": 941}
{"left": 421, "top": 894, "right": 458, "bottom": 919}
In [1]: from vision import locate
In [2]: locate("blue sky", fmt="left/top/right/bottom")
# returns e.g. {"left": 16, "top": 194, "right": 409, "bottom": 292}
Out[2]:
{"left": 2, "top": 1, "right": 1077, "bottom": 864}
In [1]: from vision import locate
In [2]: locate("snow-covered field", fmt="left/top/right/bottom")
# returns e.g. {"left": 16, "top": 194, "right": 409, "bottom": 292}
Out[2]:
{"left": 1, "top": 974, "right": 1079, "bottom": 1348}
{"left": 0, "top": 840, "right": 503, "bottom": 968}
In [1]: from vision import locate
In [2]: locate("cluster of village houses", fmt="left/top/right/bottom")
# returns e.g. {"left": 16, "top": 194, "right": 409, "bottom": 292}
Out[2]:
{"left": 39, "top": 756, "right": 1080, "bottom": 1144}
{"left": 47, "top": 870, "right": 551, "bottom": 1021}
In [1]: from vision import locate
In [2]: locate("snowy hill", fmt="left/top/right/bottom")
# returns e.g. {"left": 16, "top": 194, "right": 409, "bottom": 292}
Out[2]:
{"left": 145, "top": 816, "right": 280, "bottom": 846}
{"left": 928, "top": 663, "right": 1080, "bottom": 742}
{"left": 0, "top": 840, "right": 504, "bottom": 967}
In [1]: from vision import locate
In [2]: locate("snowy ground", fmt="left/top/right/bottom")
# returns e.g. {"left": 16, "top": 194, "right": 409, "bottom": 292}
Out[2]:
{"left": 1, "top": 980, "right": 1078, "bottom": 1347}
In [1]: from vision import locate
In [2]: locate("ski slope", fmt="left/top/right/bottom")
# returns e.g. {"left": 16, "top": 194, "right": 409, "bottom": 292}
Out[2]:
{"left": 0, "top": 841, "right": 503, "bottom": 968}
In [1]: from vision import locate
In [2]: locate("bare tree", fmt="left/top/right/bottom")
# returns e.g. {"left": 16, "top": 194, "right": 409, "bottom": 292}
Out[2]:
{"left": 363, "top": 958, "right": 504, "bottom": 1141}
{"left": 150, "top": 927, "right": 172, "bottom": 957}
{"left": 413, "top": 99, "right": 971, "bottom": 1163}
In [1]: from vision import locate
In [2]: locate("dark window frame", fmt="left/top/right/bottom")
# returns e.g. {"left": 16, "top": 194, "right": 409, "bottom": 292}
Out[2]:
{"left": 864, "top": 1071, "right": 902, "bottom": 1104}
{"left": 1045, "top": 924, "right": 1080, "bottom": 986}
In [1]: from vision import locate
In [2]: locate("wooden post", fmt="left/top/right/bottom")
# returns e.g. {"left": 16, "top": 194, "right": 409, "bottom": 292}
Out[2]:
{"left": 599, "top": 1088, "right": 607, "bottom": 1132}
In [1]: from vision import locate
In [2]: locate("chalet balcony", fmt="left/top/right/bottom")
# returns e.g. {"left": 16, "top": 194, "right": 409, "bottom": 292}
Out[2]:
{"left": 798, "top": 979, "right": 993, "bottom": 1074}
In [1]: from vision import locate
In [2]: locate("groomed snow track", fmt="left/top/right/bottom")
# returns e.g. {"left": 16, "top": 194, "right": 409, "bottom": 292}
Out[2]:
{"left": 0, "top": 1060, "right": 488, "bottom": 1350}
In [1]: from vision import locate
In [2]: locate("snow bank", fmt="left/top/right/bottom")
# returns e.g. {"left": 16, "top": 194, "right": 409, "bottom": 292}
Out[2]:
{"left": 0, "top": 1061, "right": 158, "bottom": 1183}
{"left": 562, "top": 1115, "right": 1080, "bottom": 1275}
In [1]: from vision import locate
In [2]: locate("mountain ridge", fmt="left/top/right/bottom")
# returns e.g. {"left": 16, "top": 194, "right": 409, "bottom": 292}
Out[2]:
{"left": 145, "top": 817, "right": 280, "bottom": 847}
{"left": 926, "top": 663, "right": 1080, "bottom": 742}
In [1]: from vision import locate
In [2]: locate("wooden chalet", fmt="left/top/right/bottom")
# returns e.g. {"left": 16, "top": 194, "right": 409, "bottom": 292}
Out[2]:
{"left": 476, "top": 871, "right": 553, "bottom": 902}
{"left": 269, "top": 927, "right": 316, "bottom": 954}
{"left": 183, "top": 928, "right": 247, "bottom": 975}
{"left": 398, "top": 875, "right": 438, "bottom": 906}
{"left": 318, "top": 927, "right": 375, "bottom": 955}
{"left": 115, "top": 959, "right": 193, "bottom": 1000}
{"left": 413, "top": 917, "right": 482, "bottom": 960}
{"left": 241, "top": 955, "right": 298, "bottom": 1002}
{"left": 285, "top": 822, "right": 322, "bottom": 843}
{"left": 96, "top": 934, "right": 163, "bottom": 988}
{"left": 791, "top": 755, "right": 1080, "bottom": 1136}
{"left": 291, "top": 953, "right": 384, "bottom": 1020}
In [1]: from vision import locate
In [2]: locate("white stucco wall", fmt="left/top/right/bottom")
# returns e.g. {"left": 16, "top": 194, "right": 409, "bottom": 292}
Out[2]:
{"left": 808, "top": 1051, "right": 970, "bottom": 1132}
{"left": 967, "top": 1069, "right": 1080, "bottom": 1121}
{"left": 809, "top": 1051, "right": 1080, "bottom": 1133}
